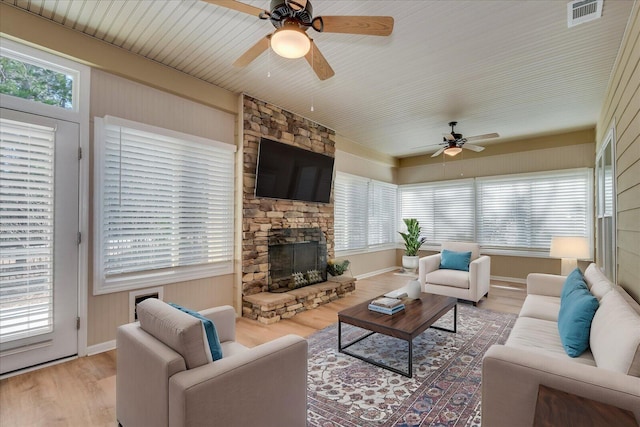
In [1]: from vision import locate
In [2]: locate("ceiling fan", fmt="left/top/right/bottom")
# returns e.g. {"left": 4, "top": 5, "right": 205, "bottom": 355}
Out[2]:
{"left": 429, "top": 121, "right": 499, "bottom": 158}
{"left": 204, "top": 0, "right": 394, "bottom": 80}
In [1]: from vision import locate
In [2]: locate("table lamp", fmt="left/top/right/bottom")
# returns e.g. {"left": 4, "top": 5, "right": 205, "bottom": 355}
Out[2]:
{"left": 550, "top": 236, "right": 590, "bottom": 275}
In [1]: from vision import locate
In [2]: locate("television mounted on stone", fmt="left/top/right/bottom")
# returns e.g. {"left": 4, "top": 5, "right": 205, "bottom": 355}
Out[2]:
{"left": 255, "top": 137, "right": 334, "bottom": 203}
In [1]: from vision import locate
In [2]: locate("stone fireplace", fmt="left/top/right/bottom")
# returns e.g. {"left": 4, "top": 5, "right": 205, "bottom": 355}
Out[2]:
{"left": 241, "top": 95, "right": 356, "bottom": 324}
{"left": 268, "top": 228, "right": 327, "bottom": 292}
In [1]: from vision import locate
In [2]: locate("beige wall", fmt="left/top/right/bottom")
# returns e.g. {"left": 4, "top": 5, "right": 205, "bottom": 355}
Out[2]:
{"left": 398, "top": 129, "right": 595, "bottom": 184}
{"left": 597, "top": 2, "right": 640, "bottom": 301}
{"left": 87, "top": 70, "right": 238, "bottom": 346}
{"left": 335, "top": 249, "right": 397, "bottom": 278}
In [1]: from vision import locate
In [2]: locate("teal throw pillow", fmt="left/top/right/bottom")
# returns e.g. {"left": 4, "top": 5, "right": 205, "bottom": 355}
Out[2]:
{"left": 440, "top": 249, "right": 472, "bottom": 272}
{"left": 561, "top": 268, "right": 587, "bottom": 301}
{"left": 557, "top": 286, "right": 599, "bottom": 357}
{"left": 169, "top": 303, "right": 223, "bottom": 361}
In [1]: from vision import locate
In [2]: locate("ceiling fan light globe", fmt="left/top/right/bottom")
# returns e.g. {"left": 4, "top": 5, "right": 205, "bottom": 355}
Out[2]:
{"left": 444, "top": 146, "right": 462, "bottom": 156}
{"left": 271, "top": 26, "right": 311, "bottom": 58}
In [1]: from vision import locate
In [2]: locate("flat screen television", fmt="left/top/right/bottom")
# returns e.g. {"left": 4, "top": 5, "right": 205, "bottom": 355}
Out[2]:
{"left": 255, "top": 138, "right": 334, "bottom": 203}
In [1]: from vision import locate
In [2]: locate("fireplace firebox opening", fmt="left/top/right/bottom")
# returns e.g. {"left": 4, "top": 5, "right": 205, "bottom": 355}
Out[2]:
{"left": 268, "top": 228, "right": 327, "bottom": 292}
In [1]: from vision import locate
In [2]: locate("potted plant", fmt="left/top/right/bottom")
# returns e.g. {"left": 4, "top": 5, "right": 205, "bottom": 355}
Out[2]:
{"left": 398, "top": 218, "right": 426, "bottom": 273}
{"left": 327, "top": 259, "right": 350, "bottom": 277}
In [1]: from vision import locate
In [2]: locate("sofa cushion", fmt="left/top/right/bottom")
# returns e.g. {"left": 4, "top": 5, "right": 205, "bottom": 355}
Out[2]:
{"left": 558, "top": 285, "right": 599, "bottom": 357}
{"left": 560, "top": 268, "right": 587, "bottom": 300}
{"left": 137, "top": 298, "right": 210, "bottom": 369}
{"left": 169, "top": 303, "right": 223, "bottom": 362}
{"left": 440, "top": 249, "right": 472, "bottom": 271}
{"left": 519, "top": 295, "right": 561, "bottom": 322}
{"left": 425, "top": 268, "right": 470, "bottom": 289}
{"left": 583, "top": 263, "right": 614, "bottom": 301}
{"left": 590, "top": 289, "right": 640, "bottom": 376}
{"left": 505, "top": 317, "right": 596, "bottom": 366}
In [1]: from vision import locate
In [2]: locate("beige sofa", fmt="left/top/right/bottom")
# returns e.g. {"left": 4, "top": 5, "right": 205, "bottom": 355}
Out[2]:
{"left": 116, "top": 299, "right": 308, "bottom": 427}
{"left": 482, "top": 263, "right": 640, "bottom": 426}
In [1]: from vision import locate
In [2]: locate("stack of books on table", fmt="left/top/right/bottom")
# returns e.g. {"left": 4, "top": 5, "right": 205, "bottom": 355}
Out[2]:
{"left": 368, "top": 297, "right": 405, "bottom": 315}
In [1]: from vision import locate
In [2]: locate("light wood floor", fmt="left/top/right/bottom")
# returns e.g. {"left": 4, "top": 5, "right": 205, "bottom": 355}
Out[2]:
{"left": 0, "top": 271, "right": 525, "bottom": 426}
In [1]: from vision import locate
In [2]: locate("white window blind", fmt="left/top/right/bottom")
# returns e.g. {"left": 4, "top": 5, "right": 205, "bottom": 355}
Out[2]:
{"left": 476, "top": 169, "right": 592, "bottom": 251}
{"left": 94, "top": 116, "right": 236, "bottom": 293}
{"left": 334, "top": 172, "right": 397, "bottom": 253}
{"left": 334, "top": 172, "right": 368, "bottom": 252}
{"left": 399, "top": 179, "right": 475, "bottom": 244}
{"left": 0, "top": 118, "right": 55, "bottom": 343}
{"left": 368, "top": 181, "right": 397, "bottom": 247}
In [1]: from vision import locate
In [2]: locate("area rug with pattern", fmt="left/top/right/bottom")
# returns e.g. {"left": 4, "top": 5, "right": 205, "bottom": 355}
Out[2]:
{"left": 306, "top": 304, "right": 517, "bottom": 427}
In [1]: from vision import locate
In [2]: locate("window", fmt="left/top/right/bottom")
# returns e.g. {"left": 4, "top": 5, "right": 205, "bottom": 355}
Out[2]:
{"left": 368, "top": 180, "right": 398, "bottom": 247}
{"left": 0, "top": 118, "right": 56, "bottom": 342}
{"left": 397, "top": 168, "right": 592, "bottom": 254}
{"left": 476, "top": 169, "right": 592, "bottom": 252}
{"left": 94, "top": 116, "right": 236, "bottom": 294}
{"left": 334, "top": 173, "right": 368, "bottom": 252}
{"left": 334, "top": 172, "right": 397, "bottom": 252}
{"left": 0, "top": 47, "right": 77, "bottom": 111}
{"left": 595, "top": 127, "right": 616, "bottom": 280}
{"left": 399, "top": 179, "right": 475, "bottom": 243}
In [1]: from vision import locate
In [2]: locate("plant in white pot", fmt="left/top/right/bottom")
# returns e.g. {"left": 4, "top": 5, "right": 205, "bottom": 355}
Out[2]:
{"left": 398, "top": 218, "right": 427, "bottom": 273}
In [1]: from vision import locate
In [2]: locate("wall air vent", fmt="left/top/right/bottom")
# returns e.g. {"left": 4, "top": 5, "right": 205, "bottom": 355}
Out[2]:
{"left": 567, "top": 0, "right": 603, "bottom": 28}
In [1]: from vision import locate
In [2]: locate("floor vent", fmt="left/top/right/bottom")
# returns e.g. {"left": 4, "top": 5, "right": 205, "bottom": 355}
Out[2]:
{"left": 568, "top": 0, "right": 603, "bottom": 28}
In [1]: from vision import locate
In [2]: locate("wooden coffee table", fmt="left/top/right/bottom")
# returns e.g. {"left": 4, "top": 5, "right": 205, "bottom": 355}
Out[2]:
{"left": 338, "top": 292, "right": 457, "bottom": 377}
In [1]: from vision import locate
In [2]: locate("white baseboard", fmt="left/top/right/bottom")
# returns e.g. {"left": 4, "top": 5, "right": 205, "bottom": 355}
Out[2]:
{"left": 355, "top": 266, "right": 401, "bottom": 280}
{"left": 86, "top": 339, "right": 116, "bottom": 356}
{"left": 490, "top": 275, "right": 526, "bottom": 285}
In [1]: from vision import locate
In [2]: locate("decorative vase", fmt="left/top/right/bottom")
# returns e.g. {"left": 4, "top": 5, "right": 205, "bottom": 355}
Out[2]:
{"left": 406, "top": 279, "right": 422, "bottom": 299}
{"left": 402, "top": 255, "right": 419, "bottom": 273}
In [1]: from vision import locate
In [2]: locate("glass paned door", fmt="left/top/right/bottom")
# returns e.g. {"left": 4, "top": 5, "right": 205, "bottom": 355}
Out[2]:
{"left": 0, "top": 108, "right": 79, "bottom": 374}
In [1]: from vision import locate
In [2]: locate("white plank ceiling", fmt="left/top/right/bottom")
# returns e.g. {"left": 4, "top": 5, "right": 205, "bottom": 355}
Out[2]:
{"left": 2, "top": 0, "right": 634, "bottom": 157}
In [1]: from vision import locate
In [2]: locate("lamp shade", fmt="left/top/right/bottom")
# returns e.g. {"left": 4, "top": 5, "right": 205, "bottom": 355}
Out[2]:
{"left": 270, "top": 25, "right": 310, "bottom": 59}
{"left": 444, "top": 146, "right": 462, "bottom": 156}
{"left": 549, "top": 236, "right": 590, "bottom": 259}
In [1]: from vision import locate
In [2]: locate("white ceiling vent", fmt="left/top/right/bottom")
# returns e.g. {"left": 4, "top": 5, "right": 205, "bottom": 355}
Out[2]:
{"left": 568, "top": 0, "right": 603, "bottom": 28}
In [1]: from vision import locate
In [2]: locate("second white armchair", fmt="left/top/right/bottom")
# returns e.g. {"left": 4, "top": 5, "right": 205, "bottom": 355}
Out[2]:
{"left": 419, "top": 242, "right": 491, "bottom": 305}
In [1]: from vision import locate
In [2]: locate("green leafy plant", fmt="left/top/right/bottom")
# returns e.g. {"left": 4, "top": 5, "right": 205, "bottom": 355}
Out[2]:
{"left": 327, "top": 259, "right": 350, "bottom": 276}
{"left": 398, "top": 218, "right": 426, "bottom": 256}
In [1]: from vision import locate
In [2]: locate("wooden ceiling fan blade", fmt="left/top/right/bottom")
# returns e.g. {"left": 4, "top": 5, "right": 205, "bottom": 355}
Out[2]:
{"left": 316, "top": 16, "right": 394, "bottom": 36}
{"left": 464, "top": 133, "right": 499, "bottom": 142}
{"left": 443, "top": 133, "right": 455, "bottom": 141}
{"left": 233, "top": 36, "right": 270, "bottom": 67}
{"left": 462, "top": 143, "right": 485, "bottom": 152}
{"left": 304, "top": 41, "right": 335, "bottom": 80}
{"left": 431, "top": 147, "right": 446, "bottom": 158}
{"left": 203, "top": 0, "right": 265, "bottom": 17}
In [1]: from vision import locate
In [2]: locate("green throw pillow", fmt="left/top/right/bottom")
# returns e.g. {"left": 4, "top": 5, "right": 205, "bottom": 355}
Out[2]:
{"left": 557, "top": 285, "right": 599, "bottom": 357}
{"left": 169, "top": 303, "right": 223, "bottom": 361}
{"left": 440, "top": 249, "right": 472, "bottom": 271}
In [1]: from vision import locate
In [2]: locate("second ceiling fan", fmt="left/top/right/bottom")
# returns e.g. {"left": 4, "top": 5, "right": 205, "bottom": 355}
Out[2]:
{"left": 429, "top": 121, "right": 499, "bottom": 157}
{"left": 205, "top": 0, "right": 394, "bottom": 80}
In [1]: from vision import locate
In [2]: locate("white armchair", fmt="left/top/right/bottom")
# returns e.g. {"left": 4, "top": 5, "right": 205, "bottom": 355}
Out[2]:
{"left": 116, "top": 298, "right": 308, "bottom": 427}
{"left": 419, "top": 242, "right": 491, "bottom": 305}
